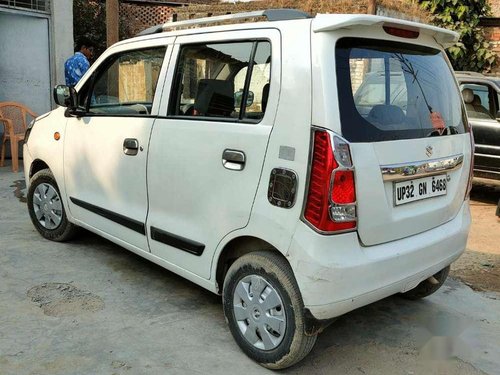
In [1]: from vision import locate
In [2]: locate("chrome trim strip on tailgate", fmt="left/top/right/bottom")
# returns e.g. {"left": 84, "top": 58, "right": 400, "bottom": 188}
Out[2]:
{"left": 381, "top": 154, "right": 464, "bottom": 182}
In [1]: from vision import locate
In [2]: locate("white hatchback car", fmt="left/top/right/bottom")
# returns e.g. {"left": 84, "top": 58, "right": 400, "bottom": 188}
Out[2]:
{"left": 24, "top": 10, "right": 472, "bottom": 369}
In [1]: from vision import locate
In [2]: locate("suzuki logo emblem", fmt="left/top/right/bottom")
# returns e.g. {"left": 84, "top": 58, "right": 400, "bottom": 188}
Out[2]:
{"left": 425, "top": 145, "right": 433, "bottom": 157}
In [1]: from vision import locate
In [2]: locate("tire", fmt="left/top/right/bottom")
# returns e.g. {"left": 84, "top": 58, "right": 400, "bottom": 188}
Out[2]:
{"left": 223, "top": 251, "right": 317, "bottom": 370}
{"left": 27, "top": 169, "right": 78, "bottom": 242}
{"left": 400, "top": 266, "right": 450, "bottom": 300}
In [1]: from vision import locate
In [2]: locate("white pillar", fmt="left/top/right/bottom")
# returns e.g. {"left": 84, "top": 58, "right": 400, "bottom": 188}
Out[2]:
{"left": 51, "top": 0, "right": 74, "bottom": 88}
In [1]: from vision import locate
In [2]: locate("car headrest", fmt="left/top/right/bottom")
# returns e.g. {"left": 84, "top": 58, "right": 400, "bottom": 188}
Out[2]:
{"left": 367, "top": 105, "right": 406, "bottom": 125}
{"left": 194, "top": 79, "right": 234, "bottom": 117}
{"left": 461, "top": 88, "right": 474, "bottom": 104}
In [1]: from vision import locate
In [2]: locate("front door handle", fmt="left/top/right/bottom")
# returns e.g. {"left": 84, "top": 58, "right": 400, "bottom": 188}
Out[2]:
{"left": 123, "top": 138, "right": 139, "bottom": 156}
{"left": 222, "top": 149, "right": 246, "bottom": 171}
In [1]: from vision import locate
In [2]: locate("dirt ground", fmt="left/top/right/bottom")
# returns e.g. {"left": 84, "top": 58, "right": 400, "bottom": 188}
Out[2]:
{"left": 1, "top": 164, "right": 499, "bottom": 374}
{"left": 450, "top": 179, "right": 500, "bottom": 293}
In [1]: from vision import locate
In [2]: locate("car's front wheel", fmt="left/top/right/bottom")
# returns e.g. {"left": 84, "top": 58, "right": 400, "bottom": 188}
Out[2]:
{"left": 223, "top": 251, "right": 317, "bottom": 369}
{"left": 27, "top": 168, "right": 78, "bottom": 242}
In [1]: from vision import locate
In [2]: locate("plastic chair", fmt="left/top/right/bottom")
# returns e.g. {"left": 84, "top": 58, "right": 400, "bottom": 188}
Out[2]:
{"left": 0, "top": 102, "right": 37, "bottom": 172}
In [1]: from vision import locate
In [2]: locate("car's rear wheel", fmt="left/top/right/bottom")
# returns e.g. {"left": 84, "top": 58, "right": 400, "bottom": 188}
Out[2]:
{"left": 223, "top": 251, "right": 317, "bottom": 369}
{"left": 400, "top": 266, "right": 450, "bottom": 300}
{"left": 27, "top": 169, "right": 78, "bottom": 242}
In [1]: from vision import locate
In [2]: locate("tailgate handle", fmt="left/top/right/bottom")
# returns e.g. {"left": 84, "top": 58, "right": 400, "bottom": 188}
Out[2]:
{"left": 381, "top": 154, "right": 464, "bottom": 182}
{"left": 222, "top": 149, "right": 246, "bottom": 171}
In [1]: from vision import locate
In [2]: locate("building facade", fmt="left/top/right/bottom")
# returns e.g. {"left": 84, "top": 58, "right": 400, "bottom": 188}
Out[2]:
{"left": 0, "top": 0, "right": 73, "bottom": 115}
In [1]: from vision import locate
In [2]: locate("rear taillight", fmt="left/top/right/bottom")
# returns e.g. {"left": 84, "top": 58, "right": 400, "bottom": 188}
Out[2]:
{"left": 465, "top": 128, "right": 475, "bottom": 200}
{"left": 304, "top": 129, "right": 357, "bottom": 233}
{"left": 383, "top": 25, "right": 419, "bottom": 39}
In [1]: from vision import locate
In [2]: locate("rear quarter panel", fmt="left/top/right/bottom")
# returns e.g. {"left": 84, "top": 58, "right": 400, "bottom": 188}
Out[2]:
{"left": 210, "top": 20, "right": 314, "bottom": 278}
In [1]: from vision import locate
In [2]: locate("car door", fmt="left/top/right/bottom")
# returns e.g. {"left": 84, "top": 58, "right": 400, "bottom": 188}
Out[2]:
{"left": 147, "top": 29, "right": 280, "bottom": 279}
{"left": 64, "top": 40, "right": 172, "bottom": 250}
{"left": 460, "top": 82, "right": 500, "bottom": 178}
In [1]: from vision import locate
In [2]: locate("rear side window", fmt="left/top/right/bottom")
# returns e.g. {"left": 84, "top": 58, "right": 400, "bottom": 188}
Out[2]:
{"left": 336, "top": 38, "right": 466, "bottom": 142}
{"left": 169, "top": 41, "right": 271, "bottom": 122}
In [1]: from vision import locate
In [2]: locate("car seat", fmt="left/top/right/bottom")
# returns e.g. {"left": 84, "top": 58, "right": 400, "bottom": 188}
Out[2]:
{"left": 462, "top": 88, "right": 493, "bottom": 119}
{"left": 472, "top": 95, "right": 492, "bottom": 117}
{"left": 194, "top": 79, "right": 235, "bottom": 117}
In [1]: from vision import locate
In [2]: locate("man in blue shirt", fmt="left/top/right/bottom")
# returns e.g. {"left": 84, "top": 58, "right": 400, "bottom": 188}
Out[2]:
{"left": 64, "top": 37, "right": 95, "bottom": 86}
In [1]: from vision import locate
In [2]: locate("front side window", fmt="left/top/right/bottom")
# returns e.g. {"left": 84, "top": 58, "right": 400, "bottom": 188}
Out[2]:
{"left": 169, "top": 40, "right": 271, "bottom": 122}
{"left": 336, "top": 38, "right": 466, "bottom": 142}
{"left": 81, "top": 47, "right": 166, "bottom": 116}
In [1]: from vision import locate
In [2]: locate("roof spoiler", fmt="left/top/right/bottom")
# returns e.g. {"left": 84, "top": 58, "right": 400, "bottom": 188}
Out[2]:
{"left": 313, "top": 14, "right": 459, "bottom": 47}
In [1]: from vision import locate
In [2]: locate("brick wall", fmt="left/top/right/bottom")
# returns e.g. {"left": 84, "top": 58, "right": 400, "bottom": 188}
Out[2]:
{"left": 484, "top": 26, "right": 500, "bottom": 75}
{"left": 119, "top": 0, "right": 427, "bottom": 37}
{"left": 485, "top": 1, "right": 500, "bottom": 75}
{"left": 490, "top": 0, "right": 500, "bottom": 17}
{"left": 173, "top": 0, "right": 425, "bottom": 22}
{"left": 120, "top": 2, "right": 176, "bottom": 38}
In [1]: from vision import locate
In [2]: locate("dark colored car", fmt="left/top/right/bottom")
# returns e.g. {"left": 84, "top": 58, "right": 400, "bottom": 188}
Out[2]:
{"left": 456, "top": 72, "right": 500, "bottom": 181}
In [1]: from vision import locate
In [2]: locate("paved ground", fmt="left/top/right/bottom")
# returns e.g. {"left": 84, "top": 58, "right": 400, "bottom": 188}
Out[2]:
{"left": 0, "top": 164, "right": 499, "bottom": 375}
{"left": 451, "top": 179, "right": 500, "bottom": 292}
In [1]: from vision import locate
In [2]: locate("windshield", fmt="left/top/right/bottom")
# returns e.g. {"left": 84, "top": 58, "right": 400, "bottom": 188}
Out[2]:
{"left": 336, "top": 38, "right": 466, "bottom": 142}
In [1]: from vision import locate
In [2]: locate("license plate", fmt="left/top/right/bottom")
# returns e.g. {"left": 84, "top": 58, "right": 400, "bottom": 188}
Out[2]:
{"left": 394, "top": 174, "right": 447, "bottom": 206}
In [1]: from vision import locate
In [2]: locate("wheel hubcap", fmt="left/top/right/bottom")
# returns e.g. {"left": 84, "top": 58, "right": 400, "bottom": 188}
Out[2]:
{"left": 32, "top": 183, "right": 63, "bottom": 230}
{"left": 233, "top": 275, "right": 286, "bottom": 351}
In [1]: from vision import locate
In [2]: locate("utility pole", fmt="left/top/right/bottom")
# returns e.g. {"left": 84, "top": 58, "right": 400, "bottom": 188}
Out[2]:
{"left": 106, "top": 0, "right": 119, "bottom": 47}
{"left": 367, "top": 0, "right": 377, "bottom": 15}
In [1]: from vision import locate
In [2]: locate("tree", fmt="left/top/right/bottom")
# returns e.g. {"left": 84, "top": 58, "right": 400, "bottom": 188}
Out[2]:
{"left": 420, "top": 0, "right": 497, "bottom": 72}
{"left": 73, "top": 0, "right": 107, "bottom": 59}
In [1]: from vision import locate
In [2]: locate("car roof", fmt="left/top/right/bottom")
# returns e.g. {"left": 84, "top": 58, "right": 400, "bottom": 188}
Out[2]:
{"left": 456, "top": 71, "right": 500, "bottom": 90}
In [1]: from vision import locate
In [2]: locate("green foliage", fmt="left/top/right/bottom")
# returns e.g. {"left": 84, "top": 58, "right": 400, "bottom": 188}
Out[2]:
{"left": 420, "top": 0, "right": 497, "bottom": 72}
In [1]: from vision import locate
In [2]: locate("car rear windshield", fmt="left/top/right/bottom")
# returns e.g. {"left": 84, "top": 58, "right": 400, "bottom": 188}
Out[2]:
{"left": 336, "top": 38, "right": 466, "bottom": 142}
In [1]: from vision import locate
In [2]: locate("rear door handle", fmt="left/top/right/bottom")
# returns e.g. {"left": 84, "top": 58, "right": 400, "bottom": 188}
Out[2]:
{"left": 222, "top": 149, "right": 246, "bottom": 171}
{"left": 123, "top": 138, "right": 139, "bottom": 156}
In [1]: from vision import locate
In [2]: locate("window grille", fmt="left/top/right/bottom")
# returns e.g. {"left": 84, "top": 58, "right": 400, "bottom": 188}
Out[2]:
{"left": 0, "top": 0, "right": 49, "bottom": 13}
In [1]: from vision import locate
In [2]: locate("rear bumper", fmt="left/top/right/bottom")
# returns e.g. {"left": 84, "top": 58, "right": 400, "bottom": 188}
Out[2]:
{"left": 287, "top": 201, "right": 471, "bottom": 320}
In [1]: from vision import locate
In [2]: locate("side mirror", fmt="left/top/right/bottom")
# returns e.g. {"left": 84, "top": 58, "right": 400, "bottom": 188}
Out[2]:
{"left": 53, "top": 85, "right": 77, "bottom": 108}
{"left": 246, "top": 91, "right": 255, "bottom": 107}
{"left": 234, "top": 90, "right": 255, "bottom": 108}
